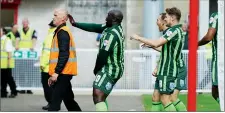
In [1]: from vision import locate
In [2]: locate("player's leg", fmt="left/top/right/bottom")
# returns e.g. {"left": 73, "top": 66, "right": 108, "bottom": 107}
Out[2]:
{"left": 212, "top": 85, "right": 219, "bottom": 103}
{"left": 158, "top": 75, "right": 176, "bottom": 111}
{"left": 171, "top": 66, "right": 187, "bottom": 111}
{"left": 93, "top": 72, "right": 116, "bottom": 111}
{"left": 151, "top": 79, "right": 163, "bottom": 111}
{"left": 1, "top": 69, "right": 8, "bottom": 97}
{"left": 7, "top": 68, "right": 17, "bottom": 98}
{"left": 212, "top": 60, "right": 219, "bottom": 103}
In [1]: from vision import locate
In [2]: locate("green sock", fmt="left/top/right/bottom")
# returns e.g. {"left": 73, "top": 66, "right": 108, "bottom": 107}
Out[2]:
{"left": 96, "top": 102, "right": 108, "bottom": 111}
{"left": 173, "top": 99, "right": 187, "bottom": 111}
{"left": 105, "top": 100, "right": 108, "bottom": 109}
{"left": 164, "top": 102, "right": 177, "bottom": 111}
{"left": 151, "top": 102, "right": 163, "bottom": 111}
{"left": 217, "top": 98, "right": 220, "bottom": 103}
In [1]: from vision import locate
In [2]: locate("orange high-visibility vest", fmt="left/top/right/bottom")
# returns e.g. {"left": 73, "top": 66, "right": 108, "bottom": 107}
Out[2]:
{"left": 48, "top": 26, "right": 77, "bottom": 76}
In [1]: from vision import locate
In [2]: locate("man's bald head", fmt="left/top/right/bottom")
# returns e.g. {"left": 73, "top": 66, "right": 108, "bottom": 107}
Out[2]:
{"left": 106, "top": 9, "right": 123, "bottom": 27}
{"left": 53, "top": 8, "right": 69, "bottom": 26}
{"left": 22, "top": 18, "right": 29, "bottom": 29}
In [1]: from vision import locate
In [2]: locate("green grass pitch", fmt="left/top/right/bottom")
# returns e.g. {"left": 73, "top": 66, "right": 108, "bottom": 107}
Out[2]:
{"left": 142, "top": 93, "right": 220, "bottom": 111}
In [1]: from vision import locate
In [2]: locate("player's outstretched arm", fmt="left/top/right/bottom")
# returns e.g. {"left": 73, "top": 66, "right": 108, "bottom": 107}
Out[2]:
{"left": 130, "top": 34, "right": 167, "bottom": 48}
{"left": 68, "top": 14, "right": 106, "bottom": 33}
{"left": 198, "top": 28, "right": 216, "bottom": 46}
{"left": 141, "top": 43, "right": 162, "bottom": 52}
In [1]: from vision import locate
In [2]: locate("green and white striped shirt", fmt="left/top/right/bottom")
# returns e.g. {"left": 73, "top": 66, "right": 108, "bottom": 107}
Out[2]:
{"left": 157, "top": 24, "right": 184, "bottom": 77}
{"left": 99, "top": 24, "right": 125, "bottom": 79}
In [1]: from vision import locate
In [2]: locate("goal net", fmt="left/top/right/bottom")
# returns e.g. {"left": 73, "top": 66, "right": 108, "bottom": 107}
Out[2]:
{"left": 218, "top": 0, "right": 224, "bottom": 111}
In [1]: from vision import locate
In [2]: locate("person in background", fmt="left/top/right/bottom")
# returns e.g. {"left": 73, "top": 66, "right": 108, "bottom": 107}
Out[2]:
{"left": 1, "top": 27, "right": 17, "bottom": 98}
{"left": 40, "top": 21, "right": 56, "bottom": 110}
{"left": 18, "top": 18, "right": 38, "bottom": 94}
{"left": 6, "top": 24, "right": 20, "bottom": 49}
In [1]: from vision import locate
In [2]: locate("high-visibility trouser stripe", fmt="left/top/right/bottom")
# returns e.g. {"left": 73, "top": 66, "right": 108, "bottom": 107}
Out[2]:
{"left": 43, "top": 48, "right": 51, "bottom": 51}
{"left": 50, "top": 47, "right": 76, "bottom": 52}
{"left": 49, "top": 58, "right": 77, "bottom": 63}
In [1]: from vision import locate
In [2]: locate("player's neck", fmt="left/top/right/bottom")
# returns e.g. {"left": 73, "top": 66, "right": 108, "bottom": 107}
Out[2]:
{"left": 163, "top": 26, "right": 169, "bottom": 31}
{"left": 171, "top": 21, "right": 179, "bottom": 27}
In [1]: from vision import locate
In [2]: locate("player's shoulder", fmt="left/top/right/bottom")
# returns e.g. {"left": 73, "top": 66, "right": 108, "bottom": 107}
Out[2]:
{"left": 209, "top": 12, "right": 218, "bottom": 23}
{"left": 164, "top": 26, "right": 177, "bottom": 35}
{"left": 210, "top": 12, "right": 218, "bottom": 18}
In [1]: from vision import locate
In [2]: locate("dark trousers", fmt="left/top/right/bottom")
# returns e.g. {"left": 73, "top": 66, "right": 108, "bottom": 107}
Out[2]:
{"left": 48, "top": 75, "right": 81, "bottom": 111}
{"left": 1, "top": 68, "right": 17, "bottom": 96}
{"left": 41, "top": 72, "right": 52, "bottom": 104}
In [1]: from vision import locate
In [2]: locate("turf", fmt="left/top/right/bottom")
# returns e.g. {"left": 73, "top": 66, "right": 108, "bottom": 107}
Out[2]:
{"left": 142, "top": 93, "right": 220, "bottom": 111}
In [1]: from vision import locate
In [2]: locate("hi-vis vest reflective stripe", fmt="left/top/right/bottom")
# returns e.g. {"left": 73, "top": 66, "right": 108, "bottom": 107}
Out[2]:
{"left": 48, "top": 26, "right": 77, "bottom": 76}
{"left": 19, "top": 28, "right": 34, "bottom": 48}
{"left": 7, "top": 32, "right": 16, "bottom": 47}
{"left": 1, "top": 37, "right": 15, "bottom": 69}
{"left": 40, "top": 27, "right": 56, "bottom": 73}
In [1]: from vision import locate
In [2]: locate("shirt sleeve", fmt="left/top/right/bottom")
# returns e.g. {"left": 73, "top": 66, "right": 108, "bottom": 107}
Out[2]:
{"left": 162, "top": 28, "right": 178, "bottom": 41}
{"left": 5, "top": 38, "right": 14, "bottom": 52}
{"left": 75, "top": 22, "right": 107, "bottom": 33}
{"left": 32, "top": 30, "right": 38, "bottom": 39}
{"left": 15, "top": 32, "right": 20, "bottom": 38}
{"left": 100, "top": 33, "right": 118, "bottom": 52}
{"left": 209, "top": 13, "right": 218, "bottom": 29}
{"left": 54, "top": 30, "right": 70, "bottom": 74}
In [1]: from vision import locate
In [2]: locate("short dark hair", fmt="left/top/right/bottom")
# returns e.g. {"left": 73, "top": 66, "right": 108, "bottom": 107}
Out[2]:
{"left": 166, "top": 7, "right": 181, "bottom": 21}
{"left": 160, "top": 13, "right": 166, "bottom": 20}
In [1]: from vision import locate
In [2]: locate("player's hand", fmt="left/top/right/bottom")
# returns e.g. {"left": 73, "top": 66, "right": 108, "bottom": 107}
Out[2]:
{"left": 152, "top": 67, "right": 158, "bottom": 77}
{"left": 68, "top": 14, "right": 76, "bottom": 26}
{"left": 130, "top": 34, "right": 141, "bottom": 41}
{"left": 141, "top": 43, "right": 152, "bottom": 48}
{"left": 48, "top": 73, "right": 59, "bottom": 86}
{"left": 15, "top": 47, "right": 19, "bottom": 51}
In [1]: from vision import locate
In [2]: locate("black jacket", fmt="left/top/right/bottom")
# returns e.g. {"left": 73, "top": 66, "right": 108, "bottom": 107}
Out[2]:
{"left": 53, "top": 23, "right": 70, "bottom": 74}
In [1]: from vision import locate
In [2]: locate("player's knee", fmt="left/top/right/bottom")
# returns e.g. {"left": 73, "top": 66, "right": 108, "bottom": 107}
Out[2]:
{"left": 93, "top": 88, "right": 106, "bottom": 104}
{"left": 170, "top": 94, "right": 177, "bottom": 102}
{"left": 152, "top": 91, "right": 160, "bottom": 102}
{"left": 160, "top": 94, "right": 171, "bottom": 106}
{"left": 170, "top": 90, "right": 179, "bottom": 102}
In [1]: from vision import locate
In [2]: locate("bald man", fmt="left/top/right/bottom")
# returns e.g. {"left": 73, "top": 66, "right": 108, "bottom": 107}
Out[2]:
{"left": 18, "top": 18, "right": 38, "bottom": 94}
{"left": 47, "top": 8, "right": 81, "bottom": 111}
{"left": 68, "top": 9, "right": 125, "bottom": 111}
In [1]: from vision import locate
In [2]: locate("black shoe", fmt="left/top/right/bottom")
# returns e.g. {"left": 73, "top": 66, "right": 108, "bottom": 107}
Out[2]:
{"left": 18, "top": 90, "right": 26, "bottom": 94}
{"left": 8, "top": 94, "right": 17, "bottom": 98}
{"left": 1, "top": 95, "right": 7, "bottom": 98}
{"left": 26, "top": 90, "right": 33, "bottom": 94}
{"left": 42, "top": 104, "right": 50, "bottom": 110}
